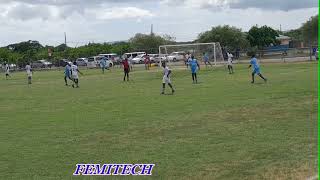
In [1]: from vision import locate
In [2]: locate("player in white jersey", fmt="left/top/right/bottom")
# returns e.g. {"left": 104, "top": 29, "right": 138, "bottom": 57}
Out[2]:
{"left": 227, "top": 52, "right": 234, "bottom": 74}
{"left": 4, "top": 62, "right": 10, "bottom": 80}
{"left": 70, "top": 61, "right": 83, "bottom": 88}
{"left": 185, "top": 53, "right": 191, "bottom": 68}
{"left": 25, "top": 63, "right": 32, "bottom": 84}
{"left": 161, "top": 62, "right": 175, "bottom": 95}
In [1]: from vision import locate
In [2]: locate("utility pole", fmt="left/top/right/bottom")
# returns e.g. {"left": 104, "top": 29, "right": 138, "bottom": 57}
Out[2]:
{"left": 64, "top": 32, "right": 67, "bottom": 46}
{"left": 151, "top": 24, "right": 154, "bottom": 36}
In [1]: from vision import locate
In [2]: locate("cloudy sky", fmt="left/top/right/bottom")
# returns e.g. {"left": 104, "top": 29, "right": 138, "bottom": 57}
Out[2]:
{"left": 0, "top": 0, "right": 318, "bottom": 46}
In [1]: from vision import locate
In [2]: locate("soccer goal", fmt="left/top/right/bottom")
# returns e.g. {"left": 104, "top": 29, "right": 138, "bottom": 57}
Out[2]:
{"left": 159, "top": 42, "right": 224, "bottom": 66}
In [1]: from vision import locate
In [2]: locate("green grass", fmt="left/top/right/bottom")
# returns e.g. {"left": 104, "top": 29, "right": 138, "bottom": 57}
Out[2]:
{"left": 0, "top": 62, "right": 317, "bottom": 180}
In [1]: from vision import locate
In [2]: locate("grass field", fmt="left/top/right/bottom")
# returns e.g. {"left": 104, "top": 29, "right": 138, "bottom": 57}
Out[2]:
{"left": 0, "top": 62, "right": 317, "bottom": 179}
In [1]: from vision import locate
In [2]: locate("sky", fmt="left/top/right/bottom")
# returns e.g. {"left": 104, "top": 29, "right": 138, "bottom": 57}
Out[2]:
{"left": 0, "top": 0, "right": 318, "bottom": 47}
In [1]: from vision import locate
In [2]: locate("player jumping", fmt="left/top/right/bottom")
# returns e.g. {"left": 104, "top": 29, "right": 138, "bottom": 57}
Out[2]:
{"left": 249, "top": 55, "right": 267, "bottom": 83}
{"left": 189, "top": 55, "right": 200, "bottom": 84}
{"left": 161, "top": 62, "right": 175, "bottom": 95}
{"left": 71, "top": 61, "right": 83, "bottom": 88}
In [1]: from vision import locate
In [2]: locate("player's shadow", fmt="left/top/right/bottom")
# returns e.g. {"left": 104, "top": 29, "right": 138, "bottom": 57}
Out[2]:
{"left": 252, "top": 82, "right": 267, "bottom": 85}
{"left": 162, "top": 93, "right": 174, "bottom": 96}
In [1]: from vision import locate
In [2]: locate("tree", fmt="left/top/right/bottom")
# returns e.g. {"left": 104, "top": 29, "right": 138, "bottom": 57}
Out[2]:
{"left": 7, "top": 40, "right": 43, "bottom": 53}
{"left": 301, "top": 15, "right": 318, "bottom": 45}
{"left": 284, "top": 29, "right": 303, "bottom": 41}
{"left": 129, "top": 33, "right": 175, "bottom": 53}
{"left": 247, "top": 25, "right": 279, "bottom": 49}
{"left": 197, "top": 25, "right": 249, "bottom": 51}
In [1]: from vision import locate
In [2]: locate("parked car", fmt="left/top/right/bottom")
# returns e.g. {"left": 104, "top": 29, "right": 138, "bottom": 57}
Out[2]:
{"left": 123, "top": 52, "right": 146, "bottom": 59}
{"left": 9, "top": 63, "right": 17, "bottom": 69}
{"left": 55, "top": 59, "right": 72, "bottom": 67}
{"left": 87, "top": 57, "right": 97, "bottom": 68}
{"left": 167, "top": 52, "right": 185, "bottom": 61}
{"left": 31, "top": 61, "right": 45, "bottom": 68}
{"left": 38, "top": 60, "right": 52, "bottom": 68}
{"left": 149, "top": 54, "right": 168, "bottom": 63}
{"left": 99, "top": 53, "right": 121, "bottom": 65}
{"left": 76, "top": 58, "right": 88, "bottom": 66}
{"left": 90, "top": 56, "right": 113, "bottom": 68}
{"left": 132, "top": 54, "right": 146, "bottom": 64}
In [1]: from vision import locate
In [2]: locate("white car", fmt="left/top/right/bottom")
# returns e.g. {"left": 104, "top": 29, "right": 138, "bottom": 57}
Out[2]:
{"left": 149, "top": 54, "right": 167, "bottom": 63}
{"left": 91, "top": 56, "right": 114, "bottom": 68}
{"left": 167, "top": 52, "right": 185, "bottom": 61}
{"left": 132, "top": 54, "right": 146, "bottom": 64}
{"left": 39, "top": 60, "right": 52, "bottom": 68}
{"left": 76, "top": 58, "right": 88, "bottom": 66}
{"left": 86, "top": 57, "right": 97, "bottom": 68}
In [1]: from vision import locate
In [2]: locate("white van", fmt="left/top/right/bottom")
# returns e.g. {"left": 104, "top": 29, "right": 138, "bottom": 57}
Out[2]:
{"left": 123, "top": 52, "right": 146, "bottom": 59}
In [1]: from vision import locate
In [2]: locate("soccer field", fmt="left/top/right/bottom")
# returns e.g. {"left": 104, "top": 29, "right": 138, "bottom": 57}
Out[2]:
{"left": 0, "top": 62, "right": 317, "bottom": 179}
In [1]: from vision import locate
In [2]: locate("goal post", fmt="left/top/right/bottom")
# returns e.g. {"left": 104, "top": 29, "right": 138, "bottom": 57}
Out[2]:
{"left": 159, "top": 42, "right": 224, "bottom": 66}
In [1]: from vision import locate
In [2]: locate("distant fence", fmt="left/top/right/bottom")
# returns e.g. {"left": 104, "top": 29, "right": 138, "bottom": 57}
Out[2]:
{"left": 235, "top": 47, "right": 318, "bottom": 62}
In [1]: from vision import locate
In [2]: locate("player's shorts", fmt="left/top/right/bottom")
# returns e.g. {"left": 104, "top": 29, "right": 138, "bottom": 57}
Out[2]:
{"left": 72, "top": 74, "right": 79, "bottom": 79}
{"left": 191, "top": 68, "right": 197, "bottom": 74}
{"left": 252, "top": 68, "right": 260, "bottom": 74}
{"left": 162, "top": 76, "right": 171, "bottom": 84}
{"left": 27, "top": 72, "right": 32, "bottom": 77}
{"left": 124, "top": 68, "right": 129, "bottom": 73}
{"left": 5, "top": 71, "right": 9, "bottom": 75}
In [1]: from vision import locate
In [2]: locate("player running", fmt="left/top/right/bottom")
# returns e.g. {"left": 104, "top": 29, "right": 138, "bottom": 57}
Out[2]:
{"left": 161, "top": 62, "right": 175, "bottom": 95}
{"left": 203, "top": 53, "right": 212, "bottom": 68}
{"left": 71, "top": 61, "right": 83, "bottom": 88}
{"left": 227, "top": 52, "right": 234, "bottom": 74}
{"left": 64, "top": 63, "right": 72, "bottom": 86}
{"left": 249, "top": 55, "right": 267, "bottom": 83}
{"left": 122, "top": 58, "right": 130, "bottom": 81}
{"left": 4, "top": 62, "right": 10, "bottom": 80}
{"left": 189, "top": 55, "right": 200, "bottom": 84}
{"left": 25, "top": 63, "right": 32, "bottom": 84}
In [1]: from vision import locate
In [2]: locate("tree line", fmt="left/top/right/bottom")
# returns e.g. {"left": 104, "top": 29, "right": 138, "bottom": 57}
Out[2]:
{"left": 0, "top": 14, "right": 317, "bottom": 66}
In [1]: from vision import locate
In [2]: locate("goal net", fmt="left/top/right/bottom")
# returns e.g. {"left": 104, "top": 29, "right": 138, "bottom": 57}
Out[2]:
{"left": 159, "top": 42, "right": 224, "bottom": 66}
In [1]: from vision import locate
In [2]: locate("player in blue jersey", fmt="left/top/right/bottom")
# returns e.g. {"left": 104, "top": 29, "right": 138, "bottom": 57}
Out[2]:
{"left": 203, "top": 53, "right": 212, "bottom": 68}
{"left": 100, "top": 57, "right": 107, "bottom": 74}
{"left": 64, "top": 63, "right": 72, "bottom": 86}
{"left": 249, "top": 55, "right": 267, "bottom": 83}
{"left": 189, "top": 55, "right": 200, "bottom": 84}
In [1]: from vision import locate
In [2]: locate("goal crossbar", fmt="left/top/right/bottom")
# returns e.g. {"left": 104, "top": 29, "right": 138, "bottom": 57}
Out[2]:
{"left": 159, "top": 42, "right": 216, "bottom": 48}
